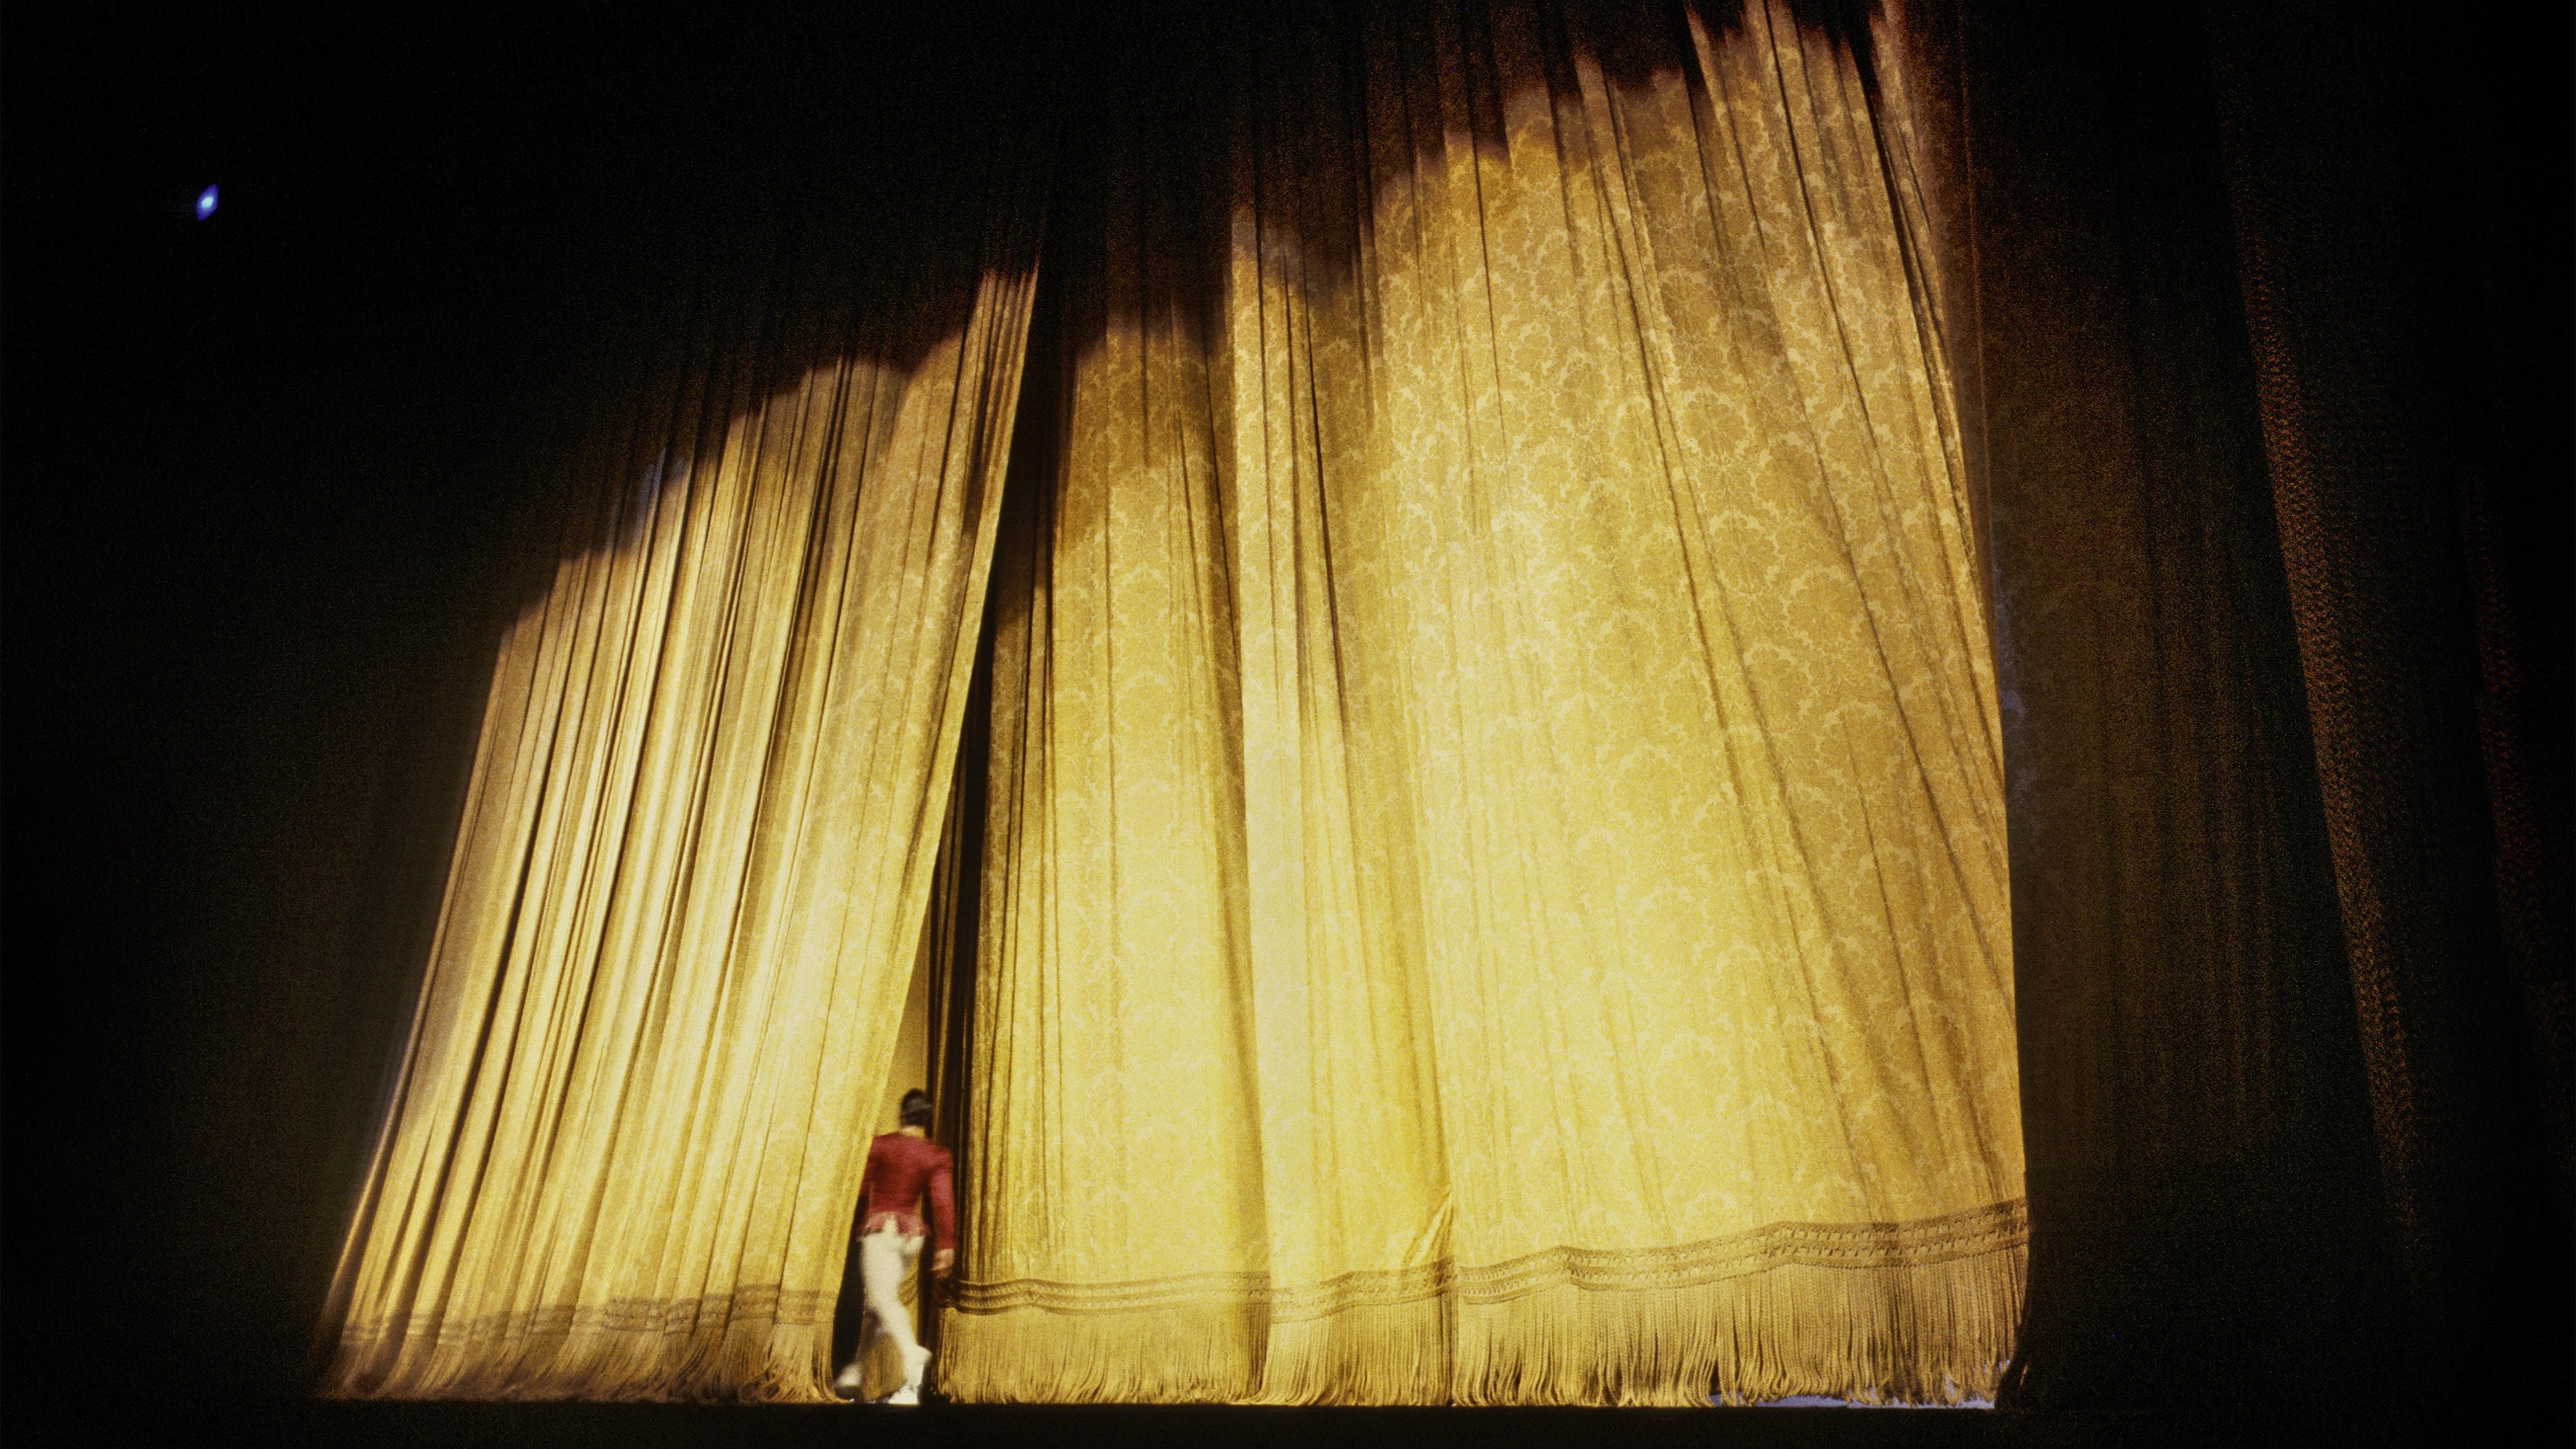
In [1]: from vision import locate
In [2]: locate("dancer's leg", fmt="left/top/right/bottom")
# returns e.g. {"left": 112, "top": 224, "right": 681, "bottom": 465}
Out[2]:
{"left": 858, "top": 1230, "right": 929, "bottom": 1401}
{"left": 833, "top": 1290, "right": 876, "bottom": 1393}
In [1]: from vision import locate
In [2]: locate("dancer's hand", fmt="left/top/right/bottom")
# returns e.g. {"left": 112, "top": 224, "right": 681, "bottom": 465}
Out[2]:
{"left": 932, "top": 1248, "right": 955, "bottom": 1278}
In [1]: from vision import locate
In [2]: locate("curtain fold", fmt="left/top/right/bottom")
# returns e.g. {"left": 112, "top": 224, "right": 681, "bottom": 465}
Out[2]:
{"left": 318, "top": 157, "right": 1045, "bottom": 1401}
{"left": 2205, "top": 0, "right": 2575, "bottom": 1406}
{"left": 953, "top": 97, "right": 1274, "bottom": 1397}
{"left": 945, "top": 0, "right": 2022, "bottom": 1406}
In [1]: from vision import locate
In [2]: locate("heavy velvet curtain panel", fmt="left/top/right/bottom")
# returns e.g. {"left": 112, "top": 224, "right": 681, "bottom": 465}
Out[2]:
{"left": 946, "top": 0, "right": 2022, "bottom": 1406}
{"left": 1947, "top": 0, "right": 2571, "bottom": 1427}
{"left": 317, "top": 168, "right": 1044, "bottom": 1399}
{"left": 1956, "top": 0, "right": 2400, "bottom": 1406}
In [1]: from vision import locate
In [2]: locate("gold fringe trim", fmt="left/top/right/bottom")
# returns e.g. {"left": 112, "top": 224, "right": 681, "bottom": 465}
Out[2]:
{"left": 1449, "top": 1249, "right": 2024, "bottom": 1406}
{"left": 1444, "top": 1202, "right": 2026, "bottom": 1406}
{"left": 1253, "top": 1293, "right": 1453, "bottom": 1404}
{"left": 325, "top": 1204, "right": 2025, "bottom": 1405}
{"left": 942, "top": 1200, "right": 2025, "bottom": 1406}
{"left": 322, "top": 1286, "right": 838, "bottom": 1402}
{"left": 938, "top": 1297, "right": 1267, "bottom": 1403}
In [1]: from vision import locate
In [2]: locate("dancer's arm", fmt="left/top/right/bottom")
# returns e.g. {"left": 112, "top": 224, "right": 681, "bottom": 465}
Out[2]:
{"left": 929, "top": 1153, "right": 956, "bottom": 1277}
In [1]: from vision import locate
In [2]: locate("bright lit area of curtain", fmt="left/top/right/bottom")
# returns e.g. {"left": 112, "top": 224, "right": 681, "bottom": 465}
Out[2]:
{"left": 314, "top": 175, "right": 1044, "bottom": 1400}
{"left": 942, "top": 0, "right": 2022, "bottom": 1407}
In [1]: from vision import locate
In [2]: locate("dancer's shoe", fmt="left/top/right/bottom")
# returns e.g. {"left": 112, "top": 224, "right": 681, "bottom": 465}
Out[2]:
{"left": 896, "top": 1343, "right": 932, "bottom": 1405}
{"left": 832, "top": 1360, "right": 865, "bottom": 1398}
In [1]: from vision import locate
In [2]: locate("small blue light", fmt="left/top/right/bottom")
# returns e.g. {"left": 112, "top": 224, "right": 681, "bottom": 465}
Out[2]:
{"left": 195, "top": 184, "right": 219, "bottom": 220}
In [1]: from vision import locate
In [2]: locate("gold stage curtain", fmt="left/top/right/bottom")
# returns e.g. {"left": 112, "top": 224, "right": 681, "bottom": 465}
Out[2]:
{"left": 317, "top": 181, "right": 1043, "bottom": 1400}
{"left": 944, "top": 0, "right": 2022, "bottom": 1406}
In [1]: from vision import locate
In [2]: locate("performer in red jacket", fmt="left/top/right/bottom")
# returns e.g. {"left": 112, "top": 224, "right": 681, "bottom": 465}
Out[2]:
{"left": 834, "top": 1088, "right": 955, "bottom": 1404}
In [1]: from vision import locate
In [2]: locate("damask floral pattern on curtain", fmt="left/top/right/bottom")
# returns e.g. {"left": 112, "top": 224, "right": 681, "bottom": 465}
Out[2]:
{"left": 945, "top": 0, "right": 2022, "bottom": 1407}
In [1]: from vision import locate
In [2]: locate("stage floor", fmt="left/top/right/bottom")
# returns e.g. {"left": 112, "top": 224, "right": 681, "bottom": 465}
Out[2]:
{"left": 47, "top": 1398, "right": 2424, "bottom": 1449}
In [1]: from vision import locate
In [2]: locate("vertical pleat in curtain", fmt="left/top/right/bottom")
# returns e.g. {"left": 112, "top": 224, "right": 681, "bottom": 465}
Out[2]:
{"left": 317, "top": 149, "right": 1046, "bottom": 1399}
{"left": 946, "top": 0, "right": 2022, "bottom": 1406}
{"left": 959, "top": 97, "right": 1274, "bottom": 1396}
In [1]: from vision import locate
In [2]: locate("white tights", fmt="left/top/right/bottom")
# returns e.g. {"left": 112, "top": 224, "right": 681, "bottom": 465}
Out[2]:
{"left": 849, "top": 1228, "right": 929, "bottom": 1400}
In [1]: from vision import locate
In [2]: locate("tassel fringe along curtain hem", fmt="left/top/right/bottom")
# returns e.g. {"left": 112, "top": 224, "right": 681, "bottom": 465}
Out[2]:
{"left": 941, "top": 1208, "right": 2026, "bottom": 1406}
{"left": 329, "top": 1288, "right": 837, "bottom": 1402}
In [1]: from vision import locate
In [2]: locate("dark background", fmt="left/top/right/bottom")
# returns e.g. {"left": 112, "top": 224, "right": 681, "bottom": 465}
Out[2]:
{"left": 4, "top": 1, "right": 2568, "bottom": 1443}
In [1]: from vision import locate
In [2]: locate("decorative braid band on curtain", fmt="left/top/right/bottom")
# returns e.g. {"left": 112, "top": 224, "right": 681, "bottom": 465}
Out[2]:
{"left": 945, "top": 0, "right": 2022, "bottom": 1408}
{"left": 952, "top": 1204, "right": 2025, "bottom": 1318}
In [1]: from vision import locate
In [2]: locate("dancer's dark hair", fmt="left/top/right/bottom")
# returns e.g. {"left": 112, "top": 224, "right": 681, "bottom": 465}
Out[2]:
{"left": 899, "top": 1088, "right": 934, "bottom": 1129}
